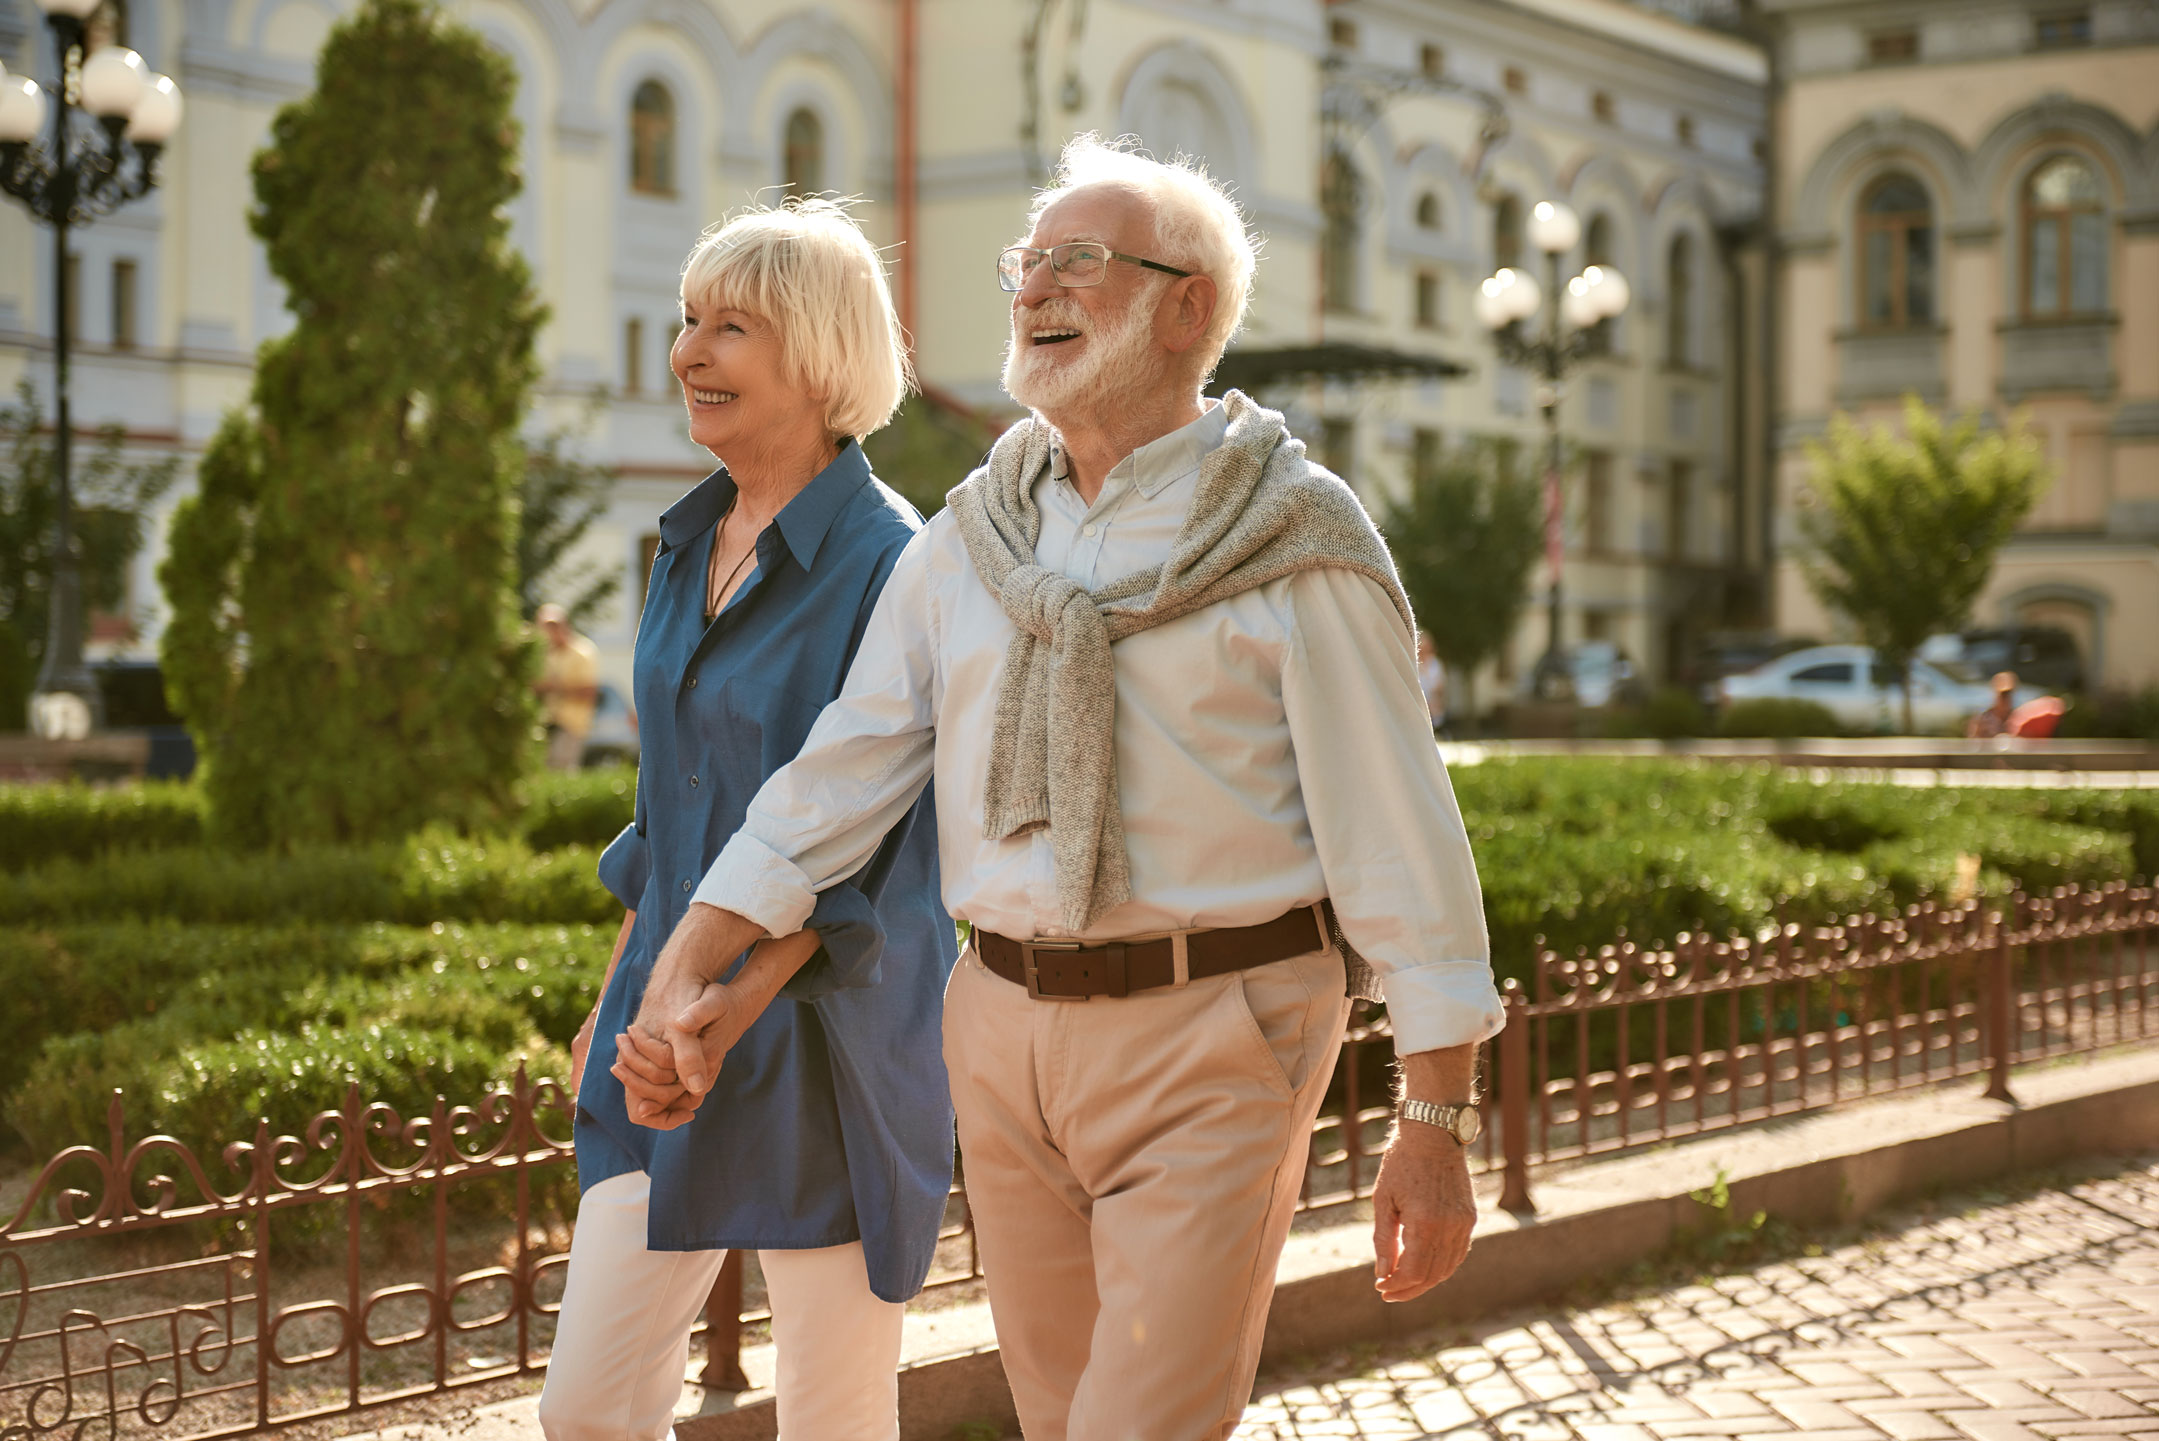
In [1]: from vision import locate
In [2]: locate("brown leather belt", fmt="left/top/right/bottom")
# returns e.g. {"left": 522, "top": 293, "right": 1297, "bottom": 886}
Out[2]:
{"left": 976, "top": 901, "right": 1334, "bottom": 1000}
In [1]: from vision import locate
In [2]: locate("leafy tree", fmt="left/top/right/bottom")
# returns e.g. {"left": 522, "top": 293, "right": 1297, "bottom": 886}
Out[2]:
{"left": 862, "top": 394, "right": 999, "bottom": 518}
{"left": 517, "top": 400, "right": 622, "bottom": 627}
{"left": 1377, "top": 439, "right": 1543, "bottom": 733}
{"left": 0, "top": 380, "right": 179, "bottom": 729}
{"left": 160, "top": 0, "right": 544, "bottom": 847}
{"left": 1800, "top": 397, "right": 2049, "bottom": 732}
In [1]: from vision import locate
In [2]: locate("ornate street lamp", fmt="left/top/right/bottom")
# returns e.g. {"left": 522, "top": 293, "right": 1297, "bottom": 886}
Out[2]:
{"left": 0, "top": 0, "right": 183, "bottom": 739}
{"left": 1475, "top": 200, "right": 1630, "bottom": 701}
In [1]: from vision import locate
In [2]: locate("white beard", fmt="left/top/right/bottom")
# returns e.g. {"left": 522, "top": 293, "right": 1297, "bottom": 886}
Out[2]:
{"left": 1001, "top": 292, "right": 1162, "bottom": 421}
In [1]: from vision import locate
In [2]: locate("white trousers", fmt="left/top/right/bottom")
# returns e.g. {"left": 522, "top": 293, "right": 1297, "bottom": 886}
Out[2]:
{"left": 537, "top": 1171, "right": 905, "bottom": 1441}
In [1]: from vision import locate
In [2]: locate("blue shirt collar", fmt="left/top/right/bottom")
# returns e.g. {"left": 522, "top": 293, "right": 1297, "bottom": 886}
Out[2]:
{"left": 657, "top": 439, "right": 873, "bottom": 570}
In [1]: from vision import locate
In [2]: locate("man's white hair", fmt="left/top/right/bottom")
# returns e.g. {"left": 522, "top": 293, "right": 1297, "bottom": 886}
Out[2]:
{"left": 680, "top": 199, "right": 913, "bottom": 440}
{"left": 1028, "top": 133, "right": 1258, "bottom": 372}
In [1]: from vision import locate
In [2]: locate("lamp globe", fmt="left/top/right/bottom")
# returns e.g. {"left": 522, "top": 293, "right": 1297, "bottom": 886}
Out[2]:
{"left": 1527, "top": 200, "right": 1582, "bottom": 256}
{"left": 126, "top": 74, "right": 182, "bottom": 141}
{"left": 0, "top": 75, "right": 45, "bottom": 143}
{"left": 81, "top": 46, "right": 151, "bottom": 119}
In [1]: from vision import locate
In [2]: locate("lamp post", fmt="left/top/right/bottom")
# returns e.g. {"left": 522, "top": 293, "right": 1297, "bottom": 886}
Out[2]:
{"left": 1474, "top": 200, "right": 1630, "bottom": 701}
{"left": 0, "top": 0, "right": 183, "bottom": 739}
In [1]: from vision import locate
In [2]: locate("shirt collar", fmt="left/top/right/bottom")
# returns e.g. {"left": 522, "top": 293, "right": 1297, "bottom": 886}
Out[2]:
{"left": 1049, "top": 400, "right": 1228, "bottom": 500}
{"left": 656, "top": 438, "right": 872, "bottom": 569}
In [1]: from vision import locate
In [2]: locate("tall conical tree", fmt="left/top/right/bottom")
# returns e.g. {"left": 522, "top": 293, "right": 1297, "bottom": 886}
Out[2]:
{"left": 161, "top": 0, "right": 544, "bottom": 846}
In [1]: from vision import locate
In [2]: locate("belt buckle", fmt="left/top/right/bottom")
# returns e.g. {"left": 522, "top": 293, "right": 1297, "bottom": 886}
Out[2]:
{"left": 1020, "top": 938, "right": 1087, "bottom": 1001}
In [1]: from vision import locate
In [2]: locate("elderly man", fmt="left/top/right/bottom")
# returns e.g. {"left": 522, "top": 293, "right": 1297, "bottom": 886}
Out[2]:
{"left": 614, "top": 136, "right": 1503, "bottom": 1440}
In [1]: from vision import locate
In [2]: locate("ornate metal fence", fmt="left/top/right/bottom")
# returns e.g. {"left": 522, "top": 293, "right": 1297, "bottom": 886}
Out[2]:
{"left": 5, "top": 882, "right": 2154, "bottom": 1438}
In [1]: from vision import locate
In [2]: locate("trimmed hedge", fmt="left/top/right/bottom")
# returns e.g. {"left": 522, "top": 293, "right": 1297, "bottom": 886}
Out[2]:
{"left": 0, "top": 920, "right": 615, "bottom": 1104}
{"left": 0, "top": 781, "right": 204, "bottom": 870}
{"left": 1, "top": 767, "right": 638, "bottom": 871}
{"left": 1715, "top": 698, "right": 1845, "bottom": 739}
{"left": 0, "top": 833, "right": 616, "bottom": 927}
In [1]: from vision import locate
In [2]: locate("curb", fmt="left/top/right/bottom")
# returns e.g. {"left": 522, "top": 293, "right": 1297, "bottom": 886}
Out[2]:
{"left": 679, "top": 1047, "right": 2159, "bottom": 1441}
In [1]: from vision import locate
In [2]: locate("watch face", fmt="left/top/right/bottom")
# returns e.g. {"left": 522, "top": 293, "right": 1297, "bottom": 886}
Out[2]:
{"left": 1454, "top": 1107, "right": 1484, "bottom": 1145}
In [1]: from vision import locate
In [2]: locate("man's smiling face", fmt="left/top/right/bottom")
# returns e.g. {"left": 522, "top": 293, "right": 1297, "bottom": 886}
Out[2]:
{"left": 1001, "top": 186, "right": 1167, "bottom": 419}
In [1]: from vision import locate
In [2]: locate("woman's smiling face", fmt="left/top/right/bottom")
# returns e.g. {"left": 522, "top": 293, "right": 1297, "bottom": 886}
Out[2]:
{"left": 671, "top": 300, "right": 826, "bottom": 459}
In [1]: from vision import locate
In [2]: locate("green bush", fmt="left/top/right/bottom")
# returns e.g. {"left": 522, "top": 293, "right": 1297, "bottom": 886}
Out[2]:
{"left": 0, "top": 832, "right": 614, "bottom": 927}
{"left": 0, "top": 920, "right": 613, "bottom": 1101}
{"left": 519, "top": 766, "right": 637, "bottom": 851}
{"left": 0, "top": 781, "right": 204, "bottom": 870}
{"left": 7, "top": 1020, "right": 566, "bottom": 1174}
{"left": 1715, "top": 698, "right": 1845, "bottom": 739}
{"left": 2054, "top": 687, "right": 2159, "bottom": 743}
{"left": 1599, "top": 687, "right": 1711, "bottom": 740}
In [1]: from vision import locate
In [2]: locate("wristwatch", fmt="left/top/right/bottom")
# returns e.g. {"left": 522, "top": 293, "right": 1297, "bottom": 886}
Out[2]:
{"left": 1400, "top": 1099, "right": 1483, "bottom": 1145}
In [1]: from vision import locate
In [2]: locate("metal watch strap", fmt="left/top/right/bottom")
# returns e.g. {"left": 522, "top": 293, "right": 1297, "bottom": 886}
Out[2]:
{"left": 1400, "top": 1099, "right": 1481, "bottom": 1143}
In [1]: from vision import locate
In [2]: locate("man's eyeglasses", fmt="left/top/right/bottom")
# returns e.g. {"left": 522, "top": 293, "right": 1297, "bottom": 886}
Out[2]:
{"left": 997, "top": 243, "right": 1193, "bottom": 292}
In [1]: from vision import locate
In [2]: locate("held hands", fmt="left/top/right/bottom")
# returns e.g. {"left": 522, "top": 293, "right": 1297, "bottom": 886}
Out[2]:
{"left": 611, "top": 904, "right": 824, "bottom": 1130}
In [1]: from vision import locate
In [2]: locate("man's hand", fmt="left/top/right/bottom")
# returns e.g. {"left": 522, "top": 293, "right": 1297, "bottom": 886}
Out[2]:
{"left": 628, "top": 903, "right": 765, "bottom": 1095}
{"left": 1371, "top": 1121, "right": 1477, "bottom": 1302}
{"left": 1372, "top": 1041, "right": 1482, "bottom": 1303}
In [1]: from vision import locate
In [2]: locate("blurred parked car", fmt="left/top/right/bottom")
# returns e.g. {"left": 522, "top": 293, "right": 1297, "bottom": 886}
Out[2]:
{"left": 1919, "top": 626, "right": 2087, "bottom": 695}
{"left": 1689, "top": 631, "right": 1820, "bottom": 706}
{"left": 583, "top": 681, "right": 639, "bottom": 767}
{"left": 92, "top": 660, "right": 196, "bottom": 779}
{"left": 1717, "top": 644, "right": 2042, "bottom": 734}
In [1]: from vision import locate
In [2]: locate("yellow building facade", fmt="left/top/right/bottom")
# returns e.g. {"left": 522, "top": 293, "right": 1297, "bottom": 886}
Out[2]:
{"left": 0, "top": 0, "right": 1765, "bottom": 708}
{"left": 1763, "top": 0, "right": 2159, "bottom": 691}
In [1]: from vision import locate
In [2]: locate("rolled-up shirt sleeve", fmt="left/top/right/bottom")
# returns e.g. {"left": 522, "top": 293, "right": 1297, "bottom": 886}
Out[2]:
{"left": 778, "top": 880, "right": 885, "bottom": 1000}
{"left": 695, "top": 528, "right": 941, "bottom": 934}
{"left": 1281, "top": 567, "right": 1505, "bottom": 1055}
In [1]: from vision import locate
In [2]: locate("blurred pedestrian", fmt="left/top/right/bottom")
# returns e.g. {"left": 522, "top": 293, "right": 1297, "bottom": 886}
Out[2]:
{"left": 537, "top": 202, "right": 955, "bottom": 1441}
{"left": 1966, "top": 670, "right": 2019, "bottom": 739}
{"left": 1417, "top": 630, "right": 1449, "bottom": 735}
{"left": 534, "top": 603, "right": 600, "bottom": 771}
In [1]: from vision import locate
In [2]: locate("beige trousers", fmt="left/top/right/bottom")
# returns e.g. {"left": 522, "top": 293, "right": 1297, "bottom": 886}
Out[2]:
{"left": 944, "top": 940, "right": 1352, "bottom": 1441}
{"left": 537, "top": 1171, "right": 905, "bottom": 1441}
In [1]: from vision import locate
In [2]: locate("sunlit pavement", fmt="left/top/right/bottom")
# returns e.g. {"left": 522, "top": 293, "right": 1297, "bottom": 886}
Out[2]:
{"left": 1236, "top": 1158, "right": 2159, "bottom": 1440}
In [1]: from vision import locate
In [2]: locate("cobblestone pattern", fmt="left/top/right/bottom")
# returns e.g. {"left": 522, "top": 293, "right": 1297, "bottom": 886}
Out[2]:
{"left": 1237, "top": 1158, "right": 2159, "bottom": 1441}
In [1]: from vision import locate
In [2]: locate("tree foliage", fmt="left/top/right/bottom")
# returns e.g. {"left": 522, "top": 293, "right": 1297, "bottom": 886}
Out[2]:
{"left": 1800, "top": 397, "right": 2049, "bottom": 731}
{"left": 1377, "top": 439, "right": 1542, "bottom": 729}
{"left": 160, "top": 0, "right": 544, "bottom": 846}
{"left": 0, "top": 381, "right": 179, "bottom": 729}
{"left": 862, "top": 395, "right": 999, "bottom": 518}
{"left": 517, "top": 400, "right": 621, "bottom": 626}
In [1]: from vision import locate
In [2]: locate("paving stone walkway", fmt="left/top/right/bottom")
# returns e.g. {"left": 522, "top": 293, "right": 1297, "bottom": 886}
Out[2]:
{"left": 1236, "top": 1157, "right": 2159, "bottom": 1441}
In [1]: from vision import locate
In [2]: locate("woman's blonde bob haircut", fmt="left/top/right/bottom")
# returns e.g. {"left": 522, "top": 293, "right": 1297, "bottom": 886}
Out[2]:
{"left": 679, "top": 199, "right": 913, "bottom": 440}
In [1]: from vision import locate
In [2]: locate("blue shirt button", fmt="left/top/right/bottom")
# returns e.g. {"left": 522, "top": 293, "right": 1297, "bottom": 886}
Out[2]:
{"left": 688, "top": 676, "right": 698, "bottom": 689}
{"left": 682, "top": 878, "right": 693, "bottom": 893}
{"left": 689, "top": 774, "right": 699, "bottom": 788}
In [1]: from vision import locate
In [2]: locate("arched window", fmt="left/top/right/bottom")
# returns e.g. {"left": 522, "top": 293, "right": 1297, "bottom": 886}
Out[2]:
{"left": 784, "top": 107, "right": 825, "bottom": 199}
{"left": 1414, "top": 191, "right": 1441, "bottom": 231}
{"left": 629, "top": 80, "right": 676, "bottom": 196}
{"left": 1585, "top": 212, "right": 1615, "bottom": 267}
{"left": 1584, "top": 213, "right": 1616, "bottom": 352}
{"left": 1321, "top": 149, "right": 1362, "bottom": 312}
{"left": 1492, "top": 193, "right": 1523, "bottom": 270}
{"left": 1666, "top": 233, "right": 1693, "bottom": 366}
{"left": 2023, "top": 155, "right": 2105, "bottom": 317}
{"left": 1858, "top": 172, "right": 1934, "bottom": 329}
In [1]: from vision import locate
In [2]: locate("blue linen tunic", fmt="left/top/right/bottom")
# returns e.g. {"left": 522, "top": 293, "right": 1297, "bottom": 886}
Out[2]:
{"left": 577, "top": 440, "right": 959, "bottom": 1304}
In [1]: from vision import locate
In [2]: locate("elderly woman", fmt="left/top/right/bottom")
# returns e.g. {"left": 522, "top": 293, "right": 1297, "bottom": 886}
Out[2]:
{"left": 538, "top": 202, "right": 955, "bottom": 1441}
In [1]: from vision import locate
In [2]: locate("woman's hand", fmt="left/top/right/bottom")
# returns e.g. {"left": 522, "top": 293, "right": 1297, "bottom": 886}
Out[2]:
{"left": 569, "top": 1005, "right": 600, "bottom": 1094}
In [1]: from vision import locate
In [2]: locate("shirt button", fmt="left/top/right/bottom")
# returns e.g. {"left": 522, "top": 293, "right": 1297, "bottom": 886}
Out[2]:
{"left": 689, "top": 774, "right": 700, "bottom": 788}
{"left": 682, "top": 878, "right": 693, "bottom": 893}
{"left": 688, "top": 676, "right": 698, "bottom": 689}
{"left": 1083, "top": 523, "right": 1099, "bottom": 537}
